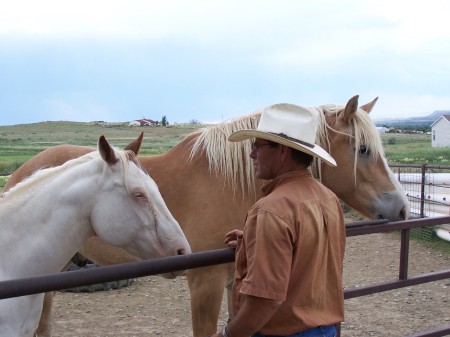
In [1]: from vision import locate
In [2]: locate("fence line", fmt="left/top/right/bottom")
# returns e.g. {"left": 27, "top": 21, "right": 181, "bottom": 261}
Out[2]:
{"left": 1, "top": 216, "right": 449, "bottom": 301}
{"left": 1, "top": 216, "right": 449, "bottom": 336}
{"left": 0, "top": 248, "right": 235, "bottom": 300}
{"left": 390, "top": 164, "right": 450, "bottom": 219}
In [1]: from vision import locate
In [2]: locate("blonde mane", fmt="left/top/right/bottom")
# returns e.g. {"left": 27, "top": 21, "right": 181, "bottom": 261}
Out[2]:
{"left": 190, "top": 112, "right": 261, "bottom": 200}
{"left": 1, "top": 148, "right": 132, "bottom": 202}
{"left": 189, "top": 104, "right": 385, "bottom": 197}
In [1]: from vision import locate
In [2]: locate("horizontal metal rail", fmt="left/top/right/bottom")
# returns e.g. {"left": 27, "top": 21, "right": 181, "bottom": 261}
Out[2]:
{"left": 406, "top": 324, "right": 450, "bottom": 337}
{"left": 344, "top": 269, "right": 450, "bottom": 299}
{"left": 0, "top": 248, "right": 235, "bottom": 300}
{"left": 390, "top": 164, "right": 450, "bottom": 170}
{"left": 346, "top": 216, "right": 450, "bottom": 236}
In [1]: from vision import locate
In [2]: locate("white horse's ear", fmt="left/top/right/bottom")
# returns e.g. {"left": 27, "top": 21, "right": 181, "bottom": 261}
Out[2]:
{"left": 342, "top": 95, "right": 359, "bottom": 122}
{"left": 124, "top": 132, "right": 144, "bottom": 155}
{"left": 98, "top": 136, "right": 119, "bottom": 165}
{"left": 359, "top": 97, "right": 378, "bottom": 113}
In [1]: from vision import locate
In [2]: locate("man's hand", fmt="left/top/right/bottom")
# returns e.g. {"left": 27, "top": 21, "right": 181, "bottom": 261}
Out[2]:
{"left": 224, "top": 229, "right": 243, "bottom": 248}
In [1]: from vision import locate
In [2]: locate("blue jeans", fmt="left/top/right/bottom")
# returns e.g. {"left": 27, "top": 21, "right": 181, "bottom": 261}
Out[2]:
{"left": 252, "top": 325, "right": 336, "bottom": 337}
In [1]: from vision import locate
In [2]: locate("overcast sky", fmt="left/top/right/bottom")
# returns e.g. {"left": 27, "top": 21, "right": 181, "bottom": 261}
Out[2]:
{"left": 1, "top": 0, "right": 450, "bottom": 125}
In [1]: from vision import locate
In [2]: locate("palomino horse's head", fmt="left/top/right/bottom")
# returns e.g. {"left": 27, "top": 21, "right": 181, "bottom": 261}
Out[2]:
{"left": 317, "top": 95, "right": 409, "bottom": 220}
{"left": 191, "top": 95, "right": 409, "bottom": 221}
{"left": 90, "top": 136, "right": 191, "bottom": 260}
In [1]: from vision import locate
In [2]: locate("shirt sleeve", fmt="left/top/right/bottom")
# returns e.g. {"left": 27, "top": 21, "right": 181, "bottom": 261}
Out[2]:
{"left": 240, "top": 210, "right": 294, "bottom": 301}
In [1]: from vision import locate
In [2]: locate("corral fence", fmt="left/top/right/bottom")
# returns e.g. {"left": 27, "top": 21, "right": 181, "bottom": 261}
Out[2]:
{"left": 0, "top": 216, "right": 449, "bottom": 337}
{"left": 390, "top": 164, "right": 450, "bottom": 242}
{"left": 390, "top": 164, "right": 450, "bottom": 218}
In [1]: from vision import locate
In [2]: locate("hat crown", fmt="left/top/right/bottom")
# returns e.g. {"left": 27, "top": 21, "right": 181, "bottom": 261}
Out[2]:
{"left": 258, "top": 104, "right": 318, "bottom": 145}
{"left": 227, "top": 102, "right": 336, "bottom": 166}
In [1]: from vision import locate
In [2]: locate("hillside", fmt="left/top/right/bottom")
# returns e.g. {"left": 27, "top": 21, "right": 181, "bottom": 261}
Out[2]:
{"left": 374, "top": 110, "right": 450, "bottom": 128}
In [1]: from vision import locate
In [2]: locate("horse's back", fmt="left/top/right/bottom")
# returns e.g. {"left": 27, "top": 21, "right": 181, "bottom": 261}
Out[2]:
{"left": 3, "top": 144, "right": 94, "bottom": 192}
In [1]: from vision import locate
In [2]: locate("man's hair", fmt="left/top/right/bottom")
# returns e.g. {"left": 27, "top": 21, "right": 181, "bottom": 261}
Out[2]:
{"left": 267, "top": 141, "right": 314, "bottom": 167}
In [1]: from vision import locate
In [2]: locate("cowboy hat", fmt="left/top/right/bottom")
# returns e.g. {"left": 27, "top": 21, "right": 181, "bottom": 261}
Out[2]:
{"left": 228, "top": 103, "right": 336, "bottom": 166}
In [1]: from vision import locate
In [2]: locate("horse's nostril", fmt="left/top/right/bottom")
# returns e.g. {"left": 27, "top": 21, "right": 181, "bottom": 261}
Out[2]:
{"left": 177, "top": 248, "right": 187, "bottom": 256}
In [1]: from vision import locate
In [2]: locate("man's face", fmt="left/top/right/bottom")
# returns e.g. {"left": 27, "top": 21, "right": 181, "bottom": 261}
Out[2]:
{"left": 249, "top": 138, "right": 280, "bottom": 180}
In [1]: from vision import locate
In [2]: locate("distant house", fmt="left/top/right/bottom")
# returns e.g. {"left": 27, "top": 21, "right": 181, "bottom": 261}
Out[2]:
{"left": 129, "top": 118, "right": 160, "bottom": 127}
{"left": 129, "top": 121, "right": 141, "bottom": 127}
{"left": 376, "top": 126, "right": 389, "bottom": 134}
{"left": 431, "top": 115, "right": 450, "bottom": 147}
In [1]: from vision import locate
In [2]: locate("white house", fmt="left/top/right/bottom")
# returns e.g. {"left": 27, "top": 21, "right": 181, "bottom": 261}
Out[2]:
{"left": 431, "top": 115, "right": 450, "bottom": 147}
{"left": 129, "top": 118, "right": 160, "bottom": 127}
{"left": 129, "top": 121, "right": 141, "bottom": 127}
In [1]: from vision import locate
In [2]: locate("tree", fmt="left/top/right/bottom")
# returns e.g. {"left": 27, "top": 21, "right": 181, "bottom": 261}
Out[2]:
{"left": 161, "top": 115, "right": 169, "bottom": 126}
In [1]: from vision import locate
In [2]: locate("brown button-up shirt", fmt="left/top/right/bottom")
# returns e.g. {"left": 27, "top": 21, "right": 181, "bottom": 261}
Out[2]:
{"left": 232, "top": 169, "right": 346, "bottom": 336}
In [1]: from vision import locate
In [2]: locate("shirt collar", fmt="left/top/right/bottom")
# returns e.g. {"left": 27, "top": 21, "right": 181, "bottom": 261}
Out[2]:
{"left": 261, "top": 169, "right": 311, "bottom": 196}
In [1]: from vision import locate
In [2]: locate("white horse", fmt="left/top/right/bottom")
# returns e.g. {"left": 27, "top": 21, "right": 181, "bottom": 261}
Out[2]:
{"left": 0, "top": 136, "right": 191, "bottom": 337}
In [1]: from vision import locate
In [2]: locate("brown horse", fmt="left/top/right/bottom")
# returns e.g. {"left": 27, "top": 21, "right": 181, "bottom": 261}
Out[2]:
{"left": 3, "top": 95, "right": 409, "bottom": 337}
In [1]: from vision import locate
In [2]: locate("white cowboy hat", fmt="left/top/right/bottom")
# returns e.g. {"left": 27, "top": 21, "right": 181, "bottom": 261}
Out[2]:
{"left": 228, "top": 103, "right": 336, "bottom": 166}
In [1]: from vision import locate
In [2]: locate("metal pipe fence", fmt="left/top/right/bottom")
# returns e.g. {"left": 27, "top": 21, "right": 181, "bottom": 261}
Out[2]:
{"left": 390, "top": 164, "right": 450, "bottom": 219}
{"left": 1, "top": 216, "right": 449, "bottom": 336}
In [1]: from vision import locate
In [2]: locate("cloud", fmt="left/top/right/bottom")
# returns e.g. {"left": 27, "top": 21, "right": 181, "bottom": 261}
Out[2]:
{"left": 1, "top": 0, "right": 450, "bottom": 125}
{"left": 370, "top": 93, "right": 450, "bottom": 119}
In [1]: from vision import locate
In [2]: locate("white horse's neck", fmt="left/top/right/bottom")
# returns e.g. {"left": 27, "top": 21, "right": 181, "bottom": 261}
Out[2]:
{"left": 0, "top": 158, "right": 102, "bottom": 279}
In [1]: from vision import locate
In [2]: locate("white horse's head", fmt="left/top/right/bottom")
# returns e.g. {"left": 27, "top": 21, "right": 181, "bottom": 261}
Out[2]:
{"left": 90, "top": 136, "right": 191, "bottom": 261}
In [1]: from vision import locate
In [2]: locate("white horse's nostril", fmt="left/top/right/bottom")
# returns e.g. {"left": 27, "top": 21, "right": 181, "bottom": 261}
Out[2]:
{"left": 177, "top": 248, "right": 187, "bottom": 256}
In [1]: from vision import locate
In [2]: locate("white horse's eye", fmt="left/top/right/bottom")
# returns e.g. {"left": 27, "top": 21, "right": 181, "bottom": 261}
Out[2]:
{"left": 132, "top": 191, "right": 147, "bottom": 200}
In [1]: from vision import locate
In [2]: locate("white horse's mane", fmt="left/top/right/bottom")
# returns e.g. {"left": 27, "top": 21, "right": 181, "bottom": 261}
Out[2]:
{"left": 189, "top": 104, "right": 385, "bottom": 198}
{"left": 1, "top": 148, "right": 132, "bottom": 201}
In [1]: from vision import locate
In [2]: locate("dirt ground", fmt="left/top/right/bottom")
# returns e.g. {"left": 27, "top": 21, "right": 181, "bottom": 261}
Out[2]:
{"left": 52, "top": 230, "right": 449, "bottom": 337}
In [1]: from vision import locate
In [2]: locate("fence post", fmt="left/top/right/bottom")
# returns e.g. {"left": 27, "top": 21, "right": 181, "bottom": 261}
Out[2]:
{"left": 420, "top": 164, "right": 426, "bottom": 218}
{"left": 399, "top": 229, "right": 410, "bottom": 280}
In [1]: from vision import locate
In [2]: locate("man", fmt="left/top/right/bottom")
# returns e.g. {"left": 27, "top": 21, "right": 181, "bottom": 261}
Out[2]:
{"left": 209, "top": 103, "right": 346, "bottom": 337}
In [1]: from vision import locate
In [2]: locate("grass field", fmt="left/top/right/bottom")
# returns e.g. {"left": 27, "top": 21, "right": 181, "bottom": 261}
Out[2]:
{"left": 0, "top": 121, "right": 201, "bottom": 175}
{"left": 381, "top": 133, "right": 450, "bottom": 165}
{"left": 2, "top": 122, "right": 449, "bottom": 176}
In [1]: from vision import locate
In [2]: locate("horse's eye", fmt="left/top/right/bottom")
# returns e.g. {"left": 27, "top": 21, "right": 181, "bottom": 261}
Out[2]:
{"left": 132, "top": 191, "right": 147, "bottom": 199}
{"left": 358, "top": 145, "right": 369, "bottom": 155}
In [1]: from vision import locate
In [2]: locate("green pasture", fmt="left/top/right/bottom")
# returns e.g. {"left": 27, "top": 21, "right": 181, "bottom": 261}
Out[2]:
{"left": 381, "top": 133, "right": 450, "bottom": 166}
{"left": 0, "top": 121, "right": 201, "bottom": 178}
{"left": 1, "top": 123, "right": 448, "bottom": 177}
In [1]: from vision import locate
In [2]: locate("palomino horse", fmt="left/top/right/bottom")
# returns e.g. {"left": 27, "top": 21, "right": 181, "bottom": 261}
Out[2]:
{"left": 0, "top": 136, "right": 191, "bottom": 337}
{"left": 3, "top": 95, "right": 409, "bottom": 337}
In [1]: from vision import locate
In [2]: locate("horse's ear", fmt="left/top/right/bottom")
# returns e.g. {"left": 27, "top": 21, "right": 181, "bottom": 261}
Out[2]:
{"left": 98, "top": 136, "right": 119, "bottom": 165}
{"left": 359, "top": 97, "right": 378, "bottom": 113}
{"left": 342, "top": 95, "right": 359, "bottom": 122}
{"left": 124, "top": 132, "right": 144, "bottom": 155}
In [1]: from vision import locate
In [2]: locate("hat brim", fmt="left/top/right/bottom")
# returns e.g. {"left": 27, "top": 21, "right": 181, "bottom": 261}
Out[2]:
{"left": 229, "top": 129, "right": 336, "bottom": 167}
